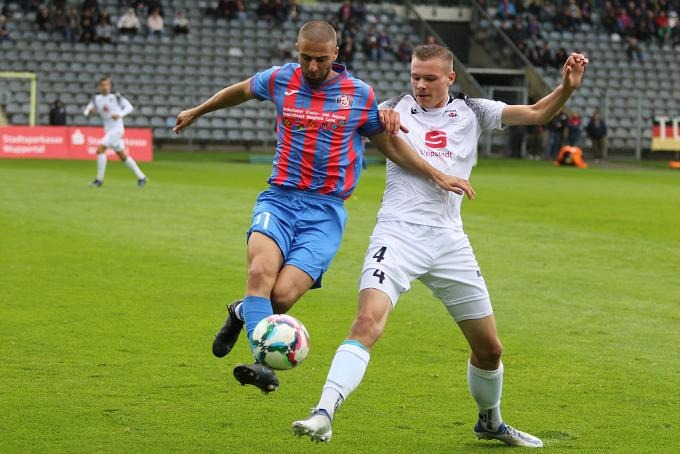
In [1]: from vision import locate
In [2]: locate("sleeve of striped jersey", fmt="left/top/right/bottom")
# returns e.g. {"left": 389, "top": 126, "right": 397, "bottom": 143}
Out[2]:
{"left": 249, "top": 66, "right": 280, "bottom": 101}
{"left": 465, "top": 97, "right": 507, "bottom": 131}
{"left": 358, "top": 88, "right": 385, "bottom": 137}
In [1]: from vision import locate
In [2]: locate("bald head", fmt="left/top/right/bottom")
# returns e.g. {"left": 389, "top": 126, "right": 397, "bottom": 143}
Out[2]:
{"left": 298, "top": 20, "right": 337, "bottom": 46}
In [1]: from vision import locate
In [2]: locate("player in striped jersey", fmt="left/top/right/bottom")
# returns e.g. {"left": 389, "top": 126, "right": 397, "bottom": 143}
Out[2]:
{"left": 84, "top": 76, "right": 147, "bottom": 188}
{"left": 173, "top": 21, "right": 473, "bottom": 393}
{"left": 292, "top": 45, "right": 588, "bottom": 447}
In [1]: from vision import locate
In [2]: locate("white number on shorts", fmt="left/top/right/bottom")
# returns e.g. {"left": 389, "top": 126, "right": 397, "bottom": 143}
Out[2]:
{"left": 254, "top": 212, "right": 271, "bottom": 230}
{"left": 372, "top": 269, "right": 385, "bottom": 284}
{"left": 372, "top": 246, "right": 387, "bottom": 263}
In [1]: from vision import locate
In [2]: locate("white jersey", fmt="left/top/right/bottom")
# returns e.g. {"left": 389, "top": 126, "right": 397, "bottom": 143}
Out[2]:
{"left": 377, "top": 93, "right": 506, "bottom": 230}
{"left": 84, "top": 92, "right": 133, "bottom": 132}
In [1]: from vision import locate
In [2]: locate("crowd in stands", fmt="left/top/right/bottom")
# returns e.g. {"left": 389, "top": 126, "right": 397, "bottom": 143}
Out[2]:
{"left": 0, "top": 0, "right": 191, "bottom": 45}
{"left": 492, "top": 0, "right": 680, "bottom": 68}
{"left": 209, "top": 0, "right": 301, "bottom": 24}
{"left": 206, "top": 0, "right": 422, "bottom": 71}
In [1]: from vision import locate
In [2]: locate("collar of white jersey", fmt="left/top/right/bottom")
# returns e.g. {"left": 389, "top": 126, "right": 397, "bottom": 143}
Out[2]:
{"left": 411, "top": 95, "right": 456, "bottom": 115}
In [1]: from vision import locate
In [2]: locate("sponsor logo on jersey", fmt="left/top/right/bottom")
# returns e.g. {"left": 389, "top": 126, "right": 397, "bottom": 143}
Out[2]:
{"left": 424, "top": 130, "right": 447, "bottom": 148}
{"left": 284, "top": 89, "right": 300, "bottom": 96}
{"left": 410, "top": 107, "right": 418, "bottom": 115}
{"left": 446, "top": 110, "right": 458, "bottom": 118}
{"left": 336, "top": 93, "right": 354, "bottom": 109}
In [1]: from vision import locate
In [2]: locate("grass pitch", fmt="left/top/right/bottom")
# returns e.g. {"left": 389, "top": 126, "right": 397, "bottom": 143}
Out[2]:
{"left": 1, "top": 154, "right": 678, "bottom": 453}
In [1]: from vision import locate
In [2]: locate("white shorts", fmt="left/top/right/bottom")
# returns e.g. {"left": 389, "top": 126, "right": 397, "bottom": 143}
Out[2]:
{"left": 359, "top": 221, "right": 493, "bottom": 322}
{"left": 101, "top": 129, "right": 125, "bottom": 151}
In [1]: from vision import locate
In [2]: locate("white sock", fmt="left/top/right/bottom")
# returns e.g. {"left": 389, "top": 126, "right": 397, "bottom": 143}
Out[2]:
{"left": 233, "top": 301, "right": 243, "bottom": 321}
{"left": 124, "top": 156, "right": 145, "bottom": 179}
{"left": 468, "top": 360, "right": 504, "bottom": 432}
{"left": 316, "top": 340, "right": 370, "bottom": 419}
{"left": 96, "top": 153, "right": 107, "bottom": 180}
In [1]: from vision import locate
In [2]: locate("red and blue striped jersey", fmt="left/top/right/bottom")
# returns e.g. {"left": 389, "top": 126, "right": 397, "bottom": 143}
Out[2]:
{"left": 250, "top": 63, "right": 384, "bottom": 200}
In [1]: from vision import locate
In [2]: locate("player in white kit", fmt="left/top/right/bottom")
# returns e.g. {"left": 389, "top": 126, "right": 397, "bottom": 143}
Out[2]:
{"left": 84, "top": 76, "right": 147, "bottom": 187}
{"left": 292, "top": 45, "right": 588, "bottom": 447}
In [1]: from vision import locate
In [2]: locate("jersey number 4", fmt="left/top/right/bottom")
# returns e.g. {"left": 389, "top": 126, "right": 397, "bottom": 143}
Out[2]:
{"left": 372, "top": 247, "right": 387, "bottom": 284}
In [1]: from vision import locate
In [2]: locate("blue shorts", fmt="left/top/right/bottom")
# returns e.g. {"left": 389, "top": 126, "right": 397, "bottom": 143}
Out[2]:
{"left": 248, "top": 186, "right": 347, "bottom": 289}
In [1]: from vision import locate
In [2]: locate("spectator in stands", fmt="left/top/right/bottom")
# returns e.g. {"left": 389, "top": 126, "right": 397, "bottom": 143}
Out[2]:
{"left": 0, "top": 103, "right": 7, "bottom": 126}
{"left": 615, "top": 7, "right": 633, "bottom": 36}
{"left": 525, "top": 14, "right": 541, "bottom": 40}
{"left": 497, "top": 0, "right": 517, "bottom": 21}
{"left": 581, "top": 0, "right": 593, "bottom": 24}
{"left": 49, "top": 99, "right": 67, "bottom": 126}
{"left": 656, "top": 10, "right": 671, "bottom": 47}
{"left": 338, "top": 35, "right": 355, "bottom": 70}
{"left": 53, "top": 5, "right": 67, "bottom": 34}
{"left": 173, "top": 10, "right": 190, "bottom": 35}
{"left": 35, "top": 5, "right": 50, "bottom": 32}
{"left": 377, "top": 29, "right": 391, "bottom": 60}
{"left": 79, "top": 7, "right": 97, "bottom": 43}
{"left": 546, "top": 110, "right": 568, "bottom": 160}
{"left": 256, "top": 0, "right": 274, "bottom": 22}
{"left": 508, "top": 125, "right": 526, "bottom": 159}
{"left": 533, "top": 41, "right": 553, "bottom": 68}
{"left": 96, "top": 14, "right": 113, "bottom": 43}
{"left": 365, "top": 28, "right": 379, "bottom": 60}
{"left": 526, "top": 124, "right": 544, "bottom": 160}
{"left": 396, "top": 36, "right": 413, "bottom": 63}
{"left": 637, "top": 12, "right": 655, "bottom": 45}
{"left": 669, "top": 11, "right": 679, "bottom": 47}
{"left": 271, "top": 0, "right": 287, "bottom": 25}
{"left": 287, "top": 0, "right": 301, "bottom": 23}
{"left": 234, "top": 0, "right": 247, "bottom": 21}
{"left": 672, "top": 15, "right": 680, "bottom": 48}
{"left": 601, "top": 0, "right": 618, "bottom": 34}
{"left": 507, "top": 15, "right": 527, "bottom": 46}
{"left": 147, "top": 7, "right": 164, "bottom": 37}
{"left": 586, "top": 111, "right": 607, "bottom": 163}
{"left": 146, "top": 0, "right": 164, "bottom": 17}
{"left": 425, "top": 34, "right": 438, "bottom": 45}
{"left": 63, "top": 7, "right": 79, "bottom": 44}
{"left": 117, "top": 7, "right": 141, "bottom": 36}
{"left": 212, "top": 0, "right": 232, "bottom": 19}
{"left": 81, "top": 0, "right": 100, "bottom": 16}
{"left": 338, "top": 0, "right": 354, "bottom": 23}
{"left": 0, "top": 14, "right": 11, "bottom": 43}
{"left": 625, "top": 33, "right": 643, "bottom": 62}
{"left": 563, "top": 0, "right": 582, "bottom": 31}
{"left": 553, "top": 46, "right": 568, "bottom": 68}
{"left": 566, "top": 109, "right": 582, "bottom": 146}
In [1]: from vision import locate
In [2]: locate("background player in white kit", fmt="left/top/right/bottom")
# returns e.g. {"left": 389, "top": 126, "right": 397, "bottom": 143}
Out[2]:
{"left": 292, "top": 45, "right": 588, "bottom": 447}
{"left": 84, "top": 76, "right": 147, "bottom": 188}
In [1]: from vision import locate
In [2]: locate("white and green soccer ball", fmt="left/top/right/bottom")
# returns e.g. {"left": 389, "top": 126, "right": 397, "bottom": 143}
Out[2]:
{"left": 251, "top": 314, "right": 310, "bottom": 370}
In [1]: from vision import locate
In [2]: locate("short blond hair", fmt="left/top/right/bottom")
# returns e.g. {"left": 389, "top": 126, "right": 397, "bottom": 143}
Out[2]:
{"left": 413, "top": 44, "right": 454, "bottom": 70}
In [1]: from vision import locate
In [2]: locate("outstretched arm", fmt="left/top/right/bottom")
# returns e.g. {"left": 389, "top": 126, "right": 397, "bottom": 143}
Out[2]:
{"left": 369, "top": 133, "right": 475, "bottom": 200}
{"left": 502, "top": 53, "right": 589, "bottom": 126}
{"left": 174, "top": 79, "right": 254, "bottom": 133}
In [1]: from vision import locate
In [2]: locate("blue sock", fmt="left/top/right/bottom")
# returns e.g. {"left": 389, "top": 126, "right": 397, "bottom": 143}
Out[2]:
{"left": 242, "top": 296, "right": 273, "bottom": 341}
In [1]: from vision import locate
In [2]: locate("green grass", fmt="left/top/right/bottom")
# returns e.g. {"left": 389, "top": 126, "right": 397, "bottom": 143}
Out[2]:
{"left": 1, "top": 155, "right": 679, "bottom": 453}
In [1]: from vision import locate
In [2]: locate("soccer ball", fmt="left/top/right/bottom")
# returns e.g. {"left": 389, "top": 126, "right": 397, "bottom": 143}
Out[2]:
{"left": 251, "top": 314, "right": 310, "bottom": 370}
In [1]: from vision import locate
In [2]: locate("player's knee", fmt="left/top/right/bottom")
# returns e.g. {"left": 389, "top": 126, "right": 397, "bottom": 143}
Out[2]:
{"left": 246, "top": 262, "right": 277, "bottom": 291}
{"left": 474, "top": 339, "right": 503, "bottom": 366}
